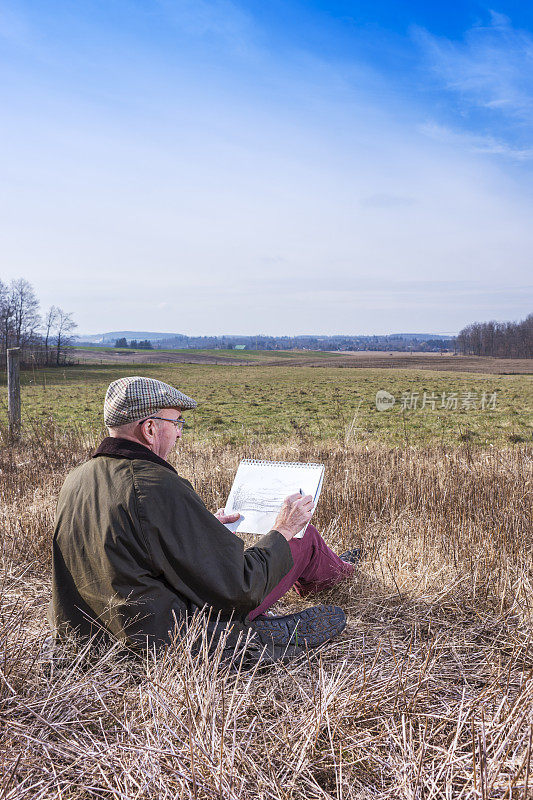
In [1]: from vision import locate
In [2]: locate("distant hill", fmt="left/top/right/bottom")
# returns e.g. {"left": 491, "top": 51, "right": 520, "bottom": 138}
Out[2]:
{"left": 73, "top": 330, "right": 455, "bottom": 353}
{"left": 75, "top": 330, "right": 453, "bottom": 344}
{"left": 391, "top": 333, "right": 453, "bottom": 340}
{"left": 73, "top": 331, "right": 181, "bottom": 344}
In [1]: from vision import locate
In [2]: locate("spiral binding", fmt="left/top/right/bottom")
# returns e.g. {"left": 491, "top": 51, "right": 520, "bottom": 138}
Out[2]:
{"left": 240, "top": 458, "right": 323, "bottom": 469}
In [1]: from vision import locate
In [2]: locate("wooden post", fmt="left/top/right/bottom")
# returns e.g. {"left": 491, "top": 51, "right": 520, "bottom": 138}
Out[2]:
{"left": 7, "top": 347, "right": 21, "bottom": 439}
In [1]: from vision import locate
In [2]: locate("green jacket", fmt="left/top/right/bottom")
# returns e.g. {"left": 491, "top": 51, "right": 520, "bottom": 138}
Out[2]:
{"left": 48, "top": 438, "right": 293, "bottom": 649}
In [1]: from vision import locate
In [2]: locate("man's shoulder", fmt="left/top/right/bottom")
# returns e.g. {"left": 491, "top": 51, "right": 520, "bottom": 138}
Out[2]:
{"left": 129, "top": 458, "right": 196, "bottom": 496}
{"left": 130, "top": 460, "right": 205, "bottom": 518}
{"left": 63, "top": 454, "right": 133, "bottom": 481}
{"left": 60, "top": 453, "right": 197, "bottom": 503}
{"left": 59, "top": 454, "right": 134, "bottom": 495}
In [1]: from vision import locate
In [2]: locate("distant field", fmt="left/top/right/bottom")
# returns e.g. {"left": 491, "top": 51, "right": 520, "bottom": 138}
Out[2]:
{"left": 1, "top": 359, "right": 531, "bottom": 446}
{"left": 71, "top": 346, "right": 533, "bottom": 373}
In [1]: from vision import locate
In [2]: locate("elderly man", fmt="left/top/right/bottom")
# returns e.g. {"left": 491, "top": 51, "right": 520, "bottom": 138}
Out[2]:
{"left": 49, "top": 377, "right": 357, "bottom": 662}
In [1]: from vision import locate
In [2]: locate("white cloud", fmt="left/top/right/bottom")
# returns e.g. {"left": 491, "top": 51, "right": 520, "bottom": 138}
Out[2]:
{"left": 420, "top": 121, "right": 533, "bottom": 160}
{"left": 156, "top": 0, "right": 254, "bottom": 53}
{"left": 414, "top": 13, "right": 533, "bottom": 122}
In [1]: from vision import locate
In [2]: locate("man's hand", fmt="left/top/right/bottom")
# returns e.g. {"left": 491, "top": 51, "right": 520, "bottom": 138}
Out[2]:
{"left": 273, "top": 493, "right": 314, "bottom": 542}
{"left": 214, "top": 508, "right": 241, "bottom": 525}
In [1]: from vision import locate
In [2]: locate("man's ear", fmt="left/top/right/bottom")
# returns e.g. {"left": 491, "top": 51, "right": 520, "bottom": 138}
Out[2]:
{"left": 139, "top": 418, "right": 157, "bottom": 443}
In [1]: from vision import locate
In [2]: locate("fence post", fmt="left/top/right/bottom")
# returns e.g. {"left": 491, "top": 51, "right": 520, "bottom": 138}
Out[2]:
{"left": 7, "top": 347, "right": 21, "bottom": 439}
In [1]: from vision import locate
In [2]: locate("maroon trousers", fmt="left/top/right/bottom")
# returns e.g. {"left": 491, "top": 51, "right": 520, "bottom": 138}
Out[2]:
{"left": 248, "top": 524, "right": 355, "bottom": 621}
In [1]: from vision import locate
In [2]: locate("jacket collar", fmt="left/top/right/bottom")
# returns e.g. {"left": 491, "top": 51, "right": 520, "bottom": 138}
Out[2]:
{"left": 92, "top": 437, "right": 178, "bottom": 474}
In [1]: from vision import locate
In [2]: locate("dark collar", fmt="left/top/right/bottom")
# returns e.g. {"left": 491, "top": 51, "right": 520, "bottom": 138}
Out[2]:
{"left": 92, "top": 437, "right": 178, "bottom": 474}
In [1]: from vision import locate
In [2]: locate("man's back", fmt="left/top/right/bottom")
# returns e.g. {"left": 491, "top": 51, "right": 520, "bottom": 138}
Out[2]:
{"left": 48, "top": 441, "right": 293, "bottom": 649}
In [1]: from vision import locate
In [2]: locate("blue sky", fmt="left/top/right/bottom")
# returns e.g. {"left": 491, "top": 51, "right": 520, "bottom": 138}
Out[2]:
{"left": 1, "top": 0, "right": 532, "bottom": 335}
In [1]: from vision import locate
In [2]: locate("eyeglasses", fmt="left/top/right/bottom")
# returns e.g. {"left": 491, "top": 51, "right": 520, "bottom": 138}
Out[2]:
{"left": 141, "top": 416, "right": 185, "bottom": 431}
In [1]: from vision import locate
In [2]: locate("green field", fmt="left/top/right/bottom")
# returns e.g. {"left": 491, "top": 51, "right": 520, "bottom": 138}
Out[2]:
{"left": 77, "top": 346, "right": 315, "bottom": 361}
{"left": 1, "top": 361, "right": 531, "bottom": 446}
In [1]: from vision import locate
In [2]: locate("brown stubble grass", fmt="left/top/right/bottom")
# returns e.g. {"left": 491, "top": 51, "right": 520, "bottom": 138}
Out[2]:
{"left": 0, "top": 422, "right": 532, "bottom": 799}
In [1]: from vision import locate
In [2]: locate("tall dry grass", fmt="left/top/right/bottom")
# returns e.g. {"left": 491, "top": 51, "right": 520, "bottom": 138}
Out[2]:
{"left": 0, "top": 422, "right": 532, "bottom": 799}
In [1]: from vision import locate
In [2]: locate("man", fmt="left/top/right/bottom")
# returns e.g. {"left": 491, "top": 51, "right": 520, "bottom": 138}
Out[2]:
{"left": 49, "top": 376, "right": 357, "bottom": 661}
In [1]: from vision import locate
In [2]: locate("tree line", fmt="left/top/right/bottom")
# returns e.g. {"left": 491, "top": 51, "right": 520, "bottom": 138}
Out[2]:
{"left": 143, "top": 333, "right": 453, "bottom": 352}
{"left": 456, "top": 314, "right": 533, "bottom": 358}
{"left": 0, "top": 278, "right": 77, "bottom": 368}
{"left": 114, "top": 338, "right": 153, "bottom": 350}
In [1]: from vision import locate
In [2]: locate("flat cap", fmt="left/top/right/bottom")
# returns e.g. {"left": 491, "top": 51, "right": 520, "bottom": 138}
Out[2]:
{"left": 104, "top": 376, "right": 197, "bottom": 427}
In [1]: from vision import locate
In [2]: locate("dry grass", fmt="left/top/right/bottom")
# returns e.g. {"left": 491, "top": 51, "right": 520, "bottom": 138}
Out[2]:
{"left": 0, "top": 423, "right": 532, "bottom": 798}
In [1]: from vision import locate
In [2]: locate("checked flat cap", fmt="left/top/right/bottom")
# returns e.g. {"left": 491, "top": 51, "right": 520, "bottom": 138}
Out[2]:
{"left": 104, "top": 376, "right": 197, "bottom": 427}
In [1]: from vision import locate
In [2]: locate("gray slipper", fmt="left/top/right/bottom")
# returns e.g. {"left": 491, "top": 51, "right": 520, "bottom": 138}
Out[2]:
{"left": 250, "top": 604, "right": 346, "bottom": 648}
{"left": 338, "top": 548, "right": 362, "bottom": 565}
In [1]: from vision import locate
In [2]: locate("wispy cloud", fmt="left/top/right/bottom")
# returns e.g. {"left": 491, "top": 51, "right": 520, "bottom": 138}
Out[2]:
{"left": 420, "top": 121, "right": 533, "bottom": 160}
{"left": 414, "top": 12, "right": 533, "bottom": 123}
{"left": 157, "top": 0, "right": 255, "bottom": 53}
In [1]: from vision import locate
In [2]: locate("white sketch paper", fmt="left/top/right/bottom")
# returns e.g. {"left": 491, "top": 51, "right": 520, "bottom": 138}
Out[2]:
{"left": 224, "top": 459, "right": 325, "bottom": 538}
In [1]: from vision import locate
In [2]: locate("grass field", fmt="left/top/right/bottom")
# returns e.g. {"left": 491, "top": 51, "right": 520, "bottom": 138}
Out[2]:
{"left": 0, "top": 357, "right": 532, "bottom": 798}
{"left": 0, "top": 359, "right": 531, "bottom": 446}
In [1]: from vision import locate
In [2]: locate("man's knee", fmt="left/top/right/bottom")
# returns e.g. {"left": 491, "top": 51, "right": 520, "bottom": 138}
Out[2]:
{"left": 301, "top": 523, "right": 321, "bottom": 543}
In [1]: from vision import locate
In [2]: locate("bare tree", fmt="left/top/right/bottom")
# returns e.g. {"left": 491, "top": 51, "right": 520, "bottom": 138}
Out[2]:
{"left": 54, "top": 308, "right": 77, "bottom": 365}
{"left": 456, "top": 314, "right": 533, "bottom": 358}
{"left": 42, "top": 306, "right": 59, "bottom": 365}
{"left": 10, "top": 278, "right": 40, "bottom": 347}
{"left": 0, "top": 279, "right": 15, "bottom": 353}
{"left": 0, "top": 278, "right": 79, "bottom": 368}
